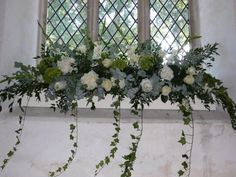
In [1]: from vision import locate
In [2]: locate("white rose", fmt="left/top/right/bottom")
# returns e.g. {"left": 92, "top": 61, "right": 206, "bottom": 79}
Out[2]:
{"left": 54, "top": 81, "right": 67, "bottom": 91}
{"left": 102, "top": 79, "right": 112, "bottom": 92}
{"left": 183, "top": 75, "right": 195, "bottom": 85}
{"left": 160, "top": 65, "right": 174, "bottom": 81}
{"left": 81, "top": 70, "right": 99, "bottom": 90}
{"left": 159, "top": 50, "right": 166, "bottom": 58}
{"left": 93, "top": 42, "right": 103, "bottom": 59}
{"left": 76, "top": 45, "right": 87, "bottom": 54}
{"left": 57, "top": 56, "right": 75, "bottom": 75}
{"left": 102, "top": 59, "right": 113, "bottom": 68}
{"left": 161, "top": 85, "right": 172, "bottom": 96}
{"left": 119, "top": 79, "right": 125, "bottom": 89}
{"left": 141, "top": 78, "right": 153, "bottom": 93}
{"left": 187, "top": 66, "right": 196, "bottom": 75}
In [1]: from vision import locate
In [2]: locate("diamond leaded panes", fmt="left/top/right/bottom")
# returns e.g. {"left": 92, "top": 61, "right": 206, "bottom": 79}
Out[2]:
{"left": 99, "top": 0, "right": 138, "bottom": 52}
{"left": 150, "top": 0, "right": 190, "bottom": 52}
{"left": 47, "top": 0, "right": 87, "bottom": 48}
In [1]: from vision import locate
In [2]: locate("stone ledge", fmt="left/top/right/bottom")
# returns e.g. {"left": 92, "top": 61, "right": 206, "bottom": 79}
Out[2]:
{"left": 0, "top": 106, "right": 231, "bottom": 124}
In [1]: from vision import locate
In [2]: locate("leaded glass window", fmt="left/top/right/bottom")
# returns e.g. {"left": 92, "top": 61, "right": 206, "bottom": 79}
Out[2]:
{"left": 45, "top": 0, "right": 190, "bottom": 51}
{"left": 99, "top": 0, "right": 138, "bottom": 52}
{"left": 47, "top": 0, "right": 87, "bottom": 48}
{"left": 150, "top": 0, "right": 190, "bottom": 52}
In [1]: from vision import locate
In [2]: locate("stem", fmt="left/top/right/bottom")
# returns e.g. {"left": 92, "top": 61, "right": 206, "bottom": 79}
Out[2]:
{"left": 187, "top": 113, "right": 194, "bottom": 177}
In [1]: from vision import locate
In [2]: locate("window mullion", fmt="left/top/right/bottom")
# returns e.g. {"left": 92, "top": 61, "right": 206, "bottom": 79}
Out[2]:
{"left": 87, "top": 0, "right": 99, "bottom": 42}
{"left": 37, "top": 0, "right": 48, "bottom": 56}
{"left": 138, "top": 0, "right": 150, "bottom": 43}
{"left": 188, "top": 0, "right": 201, "bottom": 48}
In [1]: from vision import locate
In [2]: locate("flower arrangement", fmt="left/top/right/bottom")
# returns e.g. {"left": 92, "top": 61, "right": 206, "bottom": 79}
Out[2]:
{"left": 0, "top": 38, "right": 236, "bottom": 177}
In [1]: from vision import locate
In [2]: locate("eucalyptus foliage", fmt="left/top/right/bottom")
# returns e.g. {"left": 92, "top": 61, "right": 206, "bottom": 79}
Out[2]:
{"left": 0, "top": 39, "right": 236, "bottom": 177}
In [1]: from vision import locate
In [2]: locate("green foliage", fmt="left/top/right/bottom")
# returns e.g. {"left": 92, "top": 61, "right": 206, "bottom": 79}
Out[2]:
{"left": 111, "top": 59, "right": 128, "bottom": 71}
{"left": 43, "top": 68, "right": 62, "bottom": 84}
{"left": 138, "top": 55, "right": 154, "bottom": 71}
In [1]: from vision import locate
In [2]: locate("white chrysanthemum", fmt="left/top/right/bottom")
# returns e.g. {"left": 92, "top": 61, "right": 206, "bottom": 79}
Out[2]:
{"left": 76, "top": 45, "right": 87, "bottom": 54}
{"left": 102, "top": 79, "right": 112, "bottom": 92}
{"left": 160, "top": 65, "right": 174, "bottom": 81}
{"left": 127, "top": 46, "right": 139, "bottom": 65}
{"left": 161, "top": 85, "right": 172, "bottom": 96}
{"left": 102, "top": 59, "right": 113, "bottom": 68}
{"left": 187, "top": 66, "right": 196, "bottom": 75}
{"left": 119, "top": 79, "right": 125, "bottom": 89}
{"left": 54, "top": 81, "right": 67, "bottom": 91}
{"left": 92, "top": 42, "right": 103, "bottom": 59}
{"left": 57, "top": 56, "right": 75, "bottom": 75}
{"left": 141, "top": 78, "right": 153, "bottom": 93}
{"left": 183, "top": 75, "right": 195, "bottom": 85}
{"left": 81, "top": 70, "right": 99, "bottom": 90}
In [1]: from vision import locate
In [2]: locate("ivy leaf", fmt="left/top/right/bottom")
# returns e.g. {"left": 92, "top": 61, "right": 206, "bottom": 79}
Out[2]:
{"left": 178, "top": 170, "right": 185, "bottom": 176}
{"left": 178, "top": 137, "right": 186, "bottom": 145}
{"left": 133, "top": 122, "right": 139, "bottom": 129}
{"left": 7, "top": 151, "right": 14, "bottom": 157}
{"left": 105, "top": 156, "right": 110, "bottom": 164}
{"left": 182, "top": 161, "right": 188, "bottom": 170}
{"left": 161, "top": 95, "right": 168, "bottom": 103}
{"left": 182, "top": 154, "right": 189, "bottom": 159}
{"left": 183, "top": 117, "right": 191, "bottom": 125}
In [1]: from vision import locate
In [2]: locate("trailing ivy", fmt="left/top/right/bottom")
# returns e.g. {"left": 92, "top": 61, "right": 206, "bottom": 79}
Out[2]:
{"left": 178, "top": 100, "right": 194, "bottom": 177}
{"left": 120, "top": 104, "right": 144, "bottom": 177}
{"left": 49, "top": 101, "right": 79, "bottom": 177}
{"left": 94, "top": 96, "right": 122, "bottom": 176}
{"left": 0, "top": 97, "right": 30, "bottom": 171}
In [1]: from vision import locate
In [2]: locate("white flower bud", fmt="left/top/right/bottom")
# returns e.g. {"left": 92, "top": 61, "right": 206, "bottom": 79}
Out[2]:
{"left": 183, "top": 75, "right": 195, "bottom": 85}
{"left": 187, "top": 66, "right": 196, "bottom": 75}
{"left": 161, "top": 85, "right": 172, "bottom": 96}
{"left": 102, "top": 79, "right": 112, "bottom": 92}
{"left": 102, "top": 59, "right": 113, "bottom": 68}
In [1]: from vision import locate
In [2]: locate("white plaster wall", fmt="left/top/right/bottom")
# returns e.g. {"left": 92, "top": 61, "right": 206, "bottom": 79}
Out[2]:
{"left": 0, "top": 110, "right": 236, "bottom": 177}
{"left": 0, "top": 0, "right": 39, "bottom": 76}
{"left": 198, "top": 0, "right": 236, "bottom": 102}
